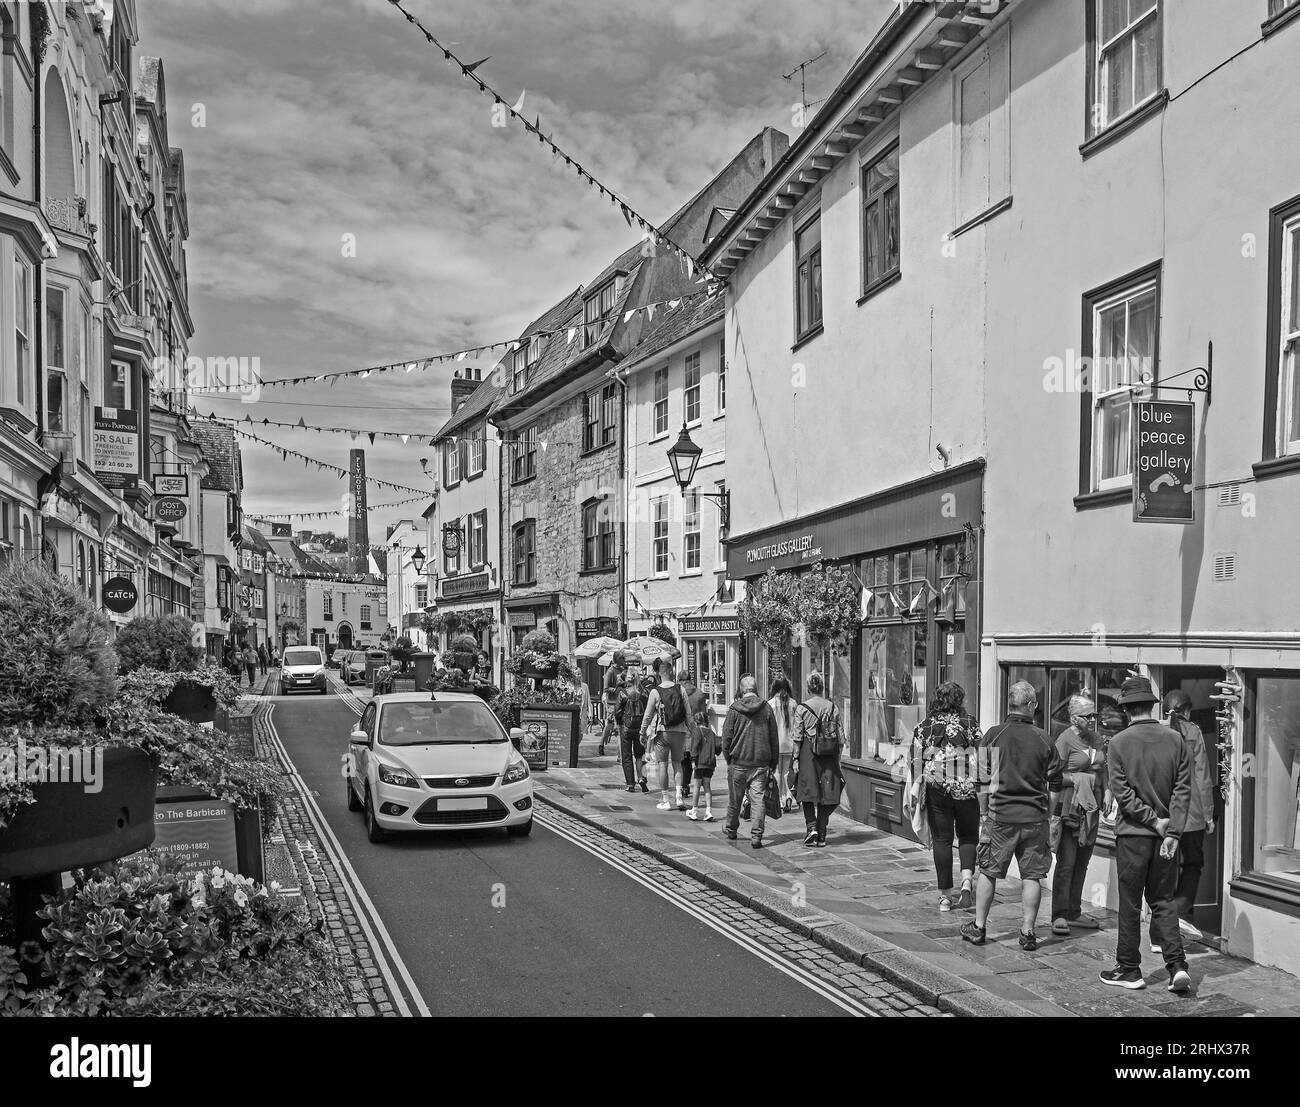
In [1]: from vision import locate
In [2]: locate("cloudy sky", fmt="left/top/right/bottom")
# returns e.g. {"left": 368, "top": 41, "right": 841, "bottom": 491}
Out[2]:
{"left": 144, "top": 0, "right": 896, "bottom": 538}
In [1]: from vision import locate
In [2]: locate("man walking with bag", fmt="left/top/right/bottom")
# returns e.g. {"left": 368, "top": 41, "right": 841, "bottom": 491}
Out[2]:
{"left": 791, "top": 672, "right": 845, "bottom": 847}
{"left": 1163, "top": 689, "right": 1215, "bottom": 944}
{"left": 1100, "top": 676, "right": 1193, "bottom": 993}
{"left": 722, "top": 675, "right": 779, "bottom": 849}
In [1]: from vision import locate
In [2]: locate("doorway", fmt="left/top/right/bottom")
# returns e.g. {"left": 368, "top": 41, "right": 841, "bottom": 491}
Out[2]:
{"left": 337, "top": 623, "right": 354, "bottom": 650}
{"left": 1161, "top": 666, "right": 1226, "bottom": 935}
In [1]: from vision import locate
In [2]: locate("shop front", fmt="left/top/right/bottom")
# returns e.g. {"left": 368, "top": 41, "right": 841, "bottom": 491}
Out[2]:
{"left": 505, "top": 593, "right": 560, "bottom": 653}
{"left": 727, "top": 461, "right": 984, "bottom": 840}
{"left": 679, "top": 614, "right": 741, "bottom": 731}
{"left": 435, "top": 570, "right": 500, "bottom": 673}
{"left": 574, "top": 616, "right": 624, "bottom": 707}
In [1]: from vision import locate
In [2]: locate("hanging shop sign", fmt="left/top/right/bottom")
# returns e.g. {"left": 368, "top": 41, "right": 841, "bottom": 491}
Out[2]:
{"left": 508, "top": 611, "right": 537, "bottom": 629}
{"left": 92, "top": 407, "right": 139, "bottom": 489}
{"left": 442, "top": 571, "right": 490, "bottom": 599}
{"left": 1133, "top": 400, "right": 1195, "bottom": 525}
{"left": 152, "top": 473, "right": 189, "bottom": 497}
{"left": 154, "top": 496, "right": 188, "bottom": 522}
{"left": 102, "top": 575, "right": 139, "bottom": 614}
{"left": 575, "top": 617, "right": 622, "bottom": 643}
{"left": 679, "top": 616, "right": 740, "bottom": 636}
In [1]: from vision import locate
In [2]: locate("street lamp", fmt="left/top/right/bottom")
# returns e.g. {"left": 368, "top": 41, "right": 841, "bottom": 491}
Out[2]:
{"left": 410, "top": 546, "right": 426, "bottom": 575}
{"left": 666, "top": 423, "right": 729, "bottom": 529}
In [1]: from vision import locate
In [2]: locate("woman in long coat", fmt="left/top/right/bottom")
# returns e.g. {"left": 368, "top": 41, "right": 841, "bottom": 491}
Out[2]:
{"left": 790, "top": 671, "right": 845, "bottom": 848}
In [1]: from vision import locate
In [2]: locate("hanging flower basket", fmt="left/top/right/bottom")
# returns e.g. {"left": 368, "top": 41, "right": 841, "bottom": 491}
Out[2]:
{"left": 799, "top": 561, "right": 861, "bottom": 656}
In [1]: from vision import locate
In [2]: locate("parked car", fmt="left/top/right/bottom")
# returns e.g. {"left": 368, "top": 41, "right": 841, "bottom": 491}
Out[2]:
{"left": 344, "top": 691, "right": 533, "bottom": 842}
{"left": 279, "top": 645, "right": 328, "bottom": 695}
{"left": 338, "top": 650, "right": 367, "bottom": 685}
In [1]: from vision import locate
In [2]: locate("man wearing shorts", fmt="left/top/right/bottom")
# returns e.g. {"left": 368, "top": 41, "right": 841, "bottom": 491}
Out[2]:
{"left": 961, "top": 680, "right": 1062, "bottom": 950}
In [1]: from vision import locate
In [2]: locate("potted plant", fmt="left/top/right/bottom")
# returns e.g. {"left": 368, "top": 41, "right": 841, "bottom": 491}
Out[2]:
{"left": 511, "top": 628, "right": 560, "bottom": 681}
{"left": 390, "top": 634, "right": 416, "bottom": 674}
{"left": 648, "top": 622, "right": 676, "bottom": 646}
{"left": 116, "top": 613, "right": 218, "bottom": 723}
{"left": 798, "top": 561, "right": 862, "bottom": 658}
{"left": 737, "top": 567, "right": 801, "bottom": 676}
{"left": 443, "top": 632, "right": 480, "bottom": 674}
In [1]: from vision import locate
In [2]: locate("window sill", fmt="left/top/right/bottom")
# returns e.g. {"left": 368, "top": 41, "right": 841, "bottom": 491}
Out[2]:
{"left": 948, "top": 195, "right": 1013, "bottom": 241}
{"left": 1229, "top": 873, "right": 1300, "bottom": 920}
{"left": 791, "top": 324, "right": 824, "bottom": 354}
{"left": 444, "top": 479, "right": 461, "bottom": 491}
{"left": 679, "top": 568, "right": 703, "bottom": 578}
{"left": 1079, "top": 90, "right": 1169, "bottom": 159}
{"left": 1263, "top": 2, "right": 1300, "bottom": 36}
{"left": 1251, "top": 453, "right": 1300, "bottom": 481}
{"left": 649, "top": 431, "right": 669, "bottom": 445}
{"left": 580, "top": 440, "right": 616, "bottom": 459}
{"left": 1073, "top": 486, "right": 1130, "bottom": 511}
{"left": 579, "top": 565, "right": 616, "bottom": 578}
{"left": 513, "top": 579, "right": 537, "bottom": 589}
{"left": 466, "top": 469, "right": 485, "bottom": 482}
{"left": 686, "top": 419, "right": 702, "bottom": 431}
{"left": 857, "top": 269, "right": 902, "bottom": 306}
{"left": 510, "top": 474, "right": 536, "bottom": 487}
{"left": 714, "top": 412, "right": 726, "bottom": 421}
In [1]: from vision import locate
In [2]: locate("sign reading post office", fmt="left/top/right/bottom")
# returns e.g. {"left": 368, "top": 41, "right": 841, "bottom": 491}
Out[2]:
{"left": 1133, "top": 400, "right": 1195, "bottom": 525}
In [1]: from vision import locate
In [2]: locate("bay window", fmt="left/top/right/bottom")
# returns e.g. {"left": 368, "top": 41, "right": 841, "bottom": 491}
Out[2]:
{"left": 45, "top": 287, "right": 67, "bottom": 433}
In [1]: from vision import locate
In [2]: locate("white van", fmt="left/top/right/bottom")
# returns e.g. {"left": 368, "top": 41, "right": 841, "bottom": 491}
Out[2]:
{"left": 279, "top": 645, "right": 327, "bottom": 695}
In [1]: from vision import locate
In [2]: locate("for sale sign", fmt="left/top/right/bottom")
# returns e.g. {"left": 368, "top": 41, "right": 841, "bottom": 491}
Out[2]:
{"left": 93, "top": 406, "right": 139, "bottom": 489}
{"left": 1133, "top": 400, "right": 1195, "bottom": 524}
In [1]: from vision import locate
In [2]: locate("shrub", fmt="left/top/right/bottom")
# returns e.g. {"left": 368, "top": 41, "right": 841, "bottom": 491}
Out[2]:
{"left": 0, "top": 855, "right": 349, "bottom": 1016}
{"left": 0, "top": 561, "right": 117, "bottom": 728}
{"left": 648, "top": 622, "right": 676, "bottom": 646}
{"left": 520, "top": 628, "right": 557, "bottom": 655}
{"left": 116, "top": 613, "right": 201, "bottom": 673}
{"left": 448, "top": 633, "right": 480, "bottom": 656}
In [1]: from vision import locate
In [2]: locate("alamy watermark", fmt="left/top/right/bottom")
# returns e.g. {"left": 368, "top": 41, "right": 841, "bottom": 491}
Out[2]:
{"left": 0, "top": 738, "right": 103, "bottom": 794}
{"left": 150, "top": 354, "right": 263, "bottom": 402}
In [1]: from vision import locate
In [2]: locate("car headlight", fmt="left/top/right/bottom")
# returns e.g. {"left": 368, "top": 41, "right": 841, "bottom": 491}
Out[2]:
{"left": 314, "top": 667, "right": 326, "bottom": 678}
{"left": 377, "top": 763, "right": 420, "bottom": 788}
{"left": 503, "top": 759, "right": 530, "bottom": 784}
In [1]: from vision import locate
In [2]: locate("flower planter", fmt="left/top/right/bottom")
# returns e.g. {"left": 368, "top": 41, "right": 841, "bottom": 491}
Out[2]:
{"left": 160, "top": 677, "right": 218, "bottom": 725}
{"left": 520, "top": 659, "right": 559, "bottom": 682}
{"left": 0, "top": 747, "right": 157, "bottom": 880}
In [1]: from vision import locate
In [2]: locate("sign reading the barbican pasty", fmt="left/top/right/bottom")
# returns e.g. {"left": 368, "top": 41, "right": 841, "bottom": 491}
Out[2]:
{"left": 679, "top": 616, "right": 740, "bottom": 636}
{"left": 93, "top": 407, "right": 139, "bottom": 489}
{"left": 102, "top": 575, "right": 139, "bottom": 614}
{"left": 1133, "top": 400, "right": 1195, "bottom": 525}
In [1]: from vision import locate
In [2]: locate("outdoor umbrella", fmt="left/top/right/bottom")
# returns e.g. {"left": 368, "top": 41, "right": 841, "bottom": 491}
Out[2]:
{"left": 620, "top": 636, "right": 682, "bottom": 663}
{"left": 597, "top": 649, "right": 642, "bottom": 667}
{"left": 574, "top": 635, "right": 623, "bottom": 659}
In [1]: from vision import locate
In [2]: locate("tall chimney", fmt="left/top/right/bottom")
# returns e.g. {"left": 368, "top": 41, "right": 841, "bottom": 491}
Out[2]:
{"left": 347, "top": 449, "right": 370, "bottom": 574}
{"left": 451, "top": 372, "right": 482, "bottom": 413}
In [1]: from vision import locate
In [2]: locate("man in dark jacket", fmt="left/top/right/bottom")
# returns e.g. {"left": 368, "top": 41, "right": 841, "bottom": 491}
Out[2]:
{"left": 1163, "top": 689, "right": 1215, "bottom": 943}
{"left": 614, "top": 670, "right": 649, "bottom": 794}
{"left": 960, "top": 681, "right": 1062, "bottom": 951}
{"left": 1100, "top": 676, "right": 1193, "bottom": 993}
{"left": 722, "top": 675, "right": 779, "bottom": 848}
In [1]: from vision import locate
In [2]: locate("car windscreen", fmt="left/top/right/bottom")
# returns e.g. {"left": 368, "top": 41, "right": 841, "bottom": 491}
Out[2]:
{"left": 377, "top": 701, "right": 506, "bottom": 746}
{"left": 284, "top": 649, "right": 322, "bottom": 667}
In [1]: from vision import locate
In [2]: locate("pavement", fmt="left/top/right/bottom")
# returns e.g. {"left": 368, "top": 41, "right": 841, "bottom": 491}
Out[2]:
{"left": 245, "top": 676, "right": 946, "bottom": 1016}
{"left": 530, "top": 724, "right": 1300, "bottom": 1018}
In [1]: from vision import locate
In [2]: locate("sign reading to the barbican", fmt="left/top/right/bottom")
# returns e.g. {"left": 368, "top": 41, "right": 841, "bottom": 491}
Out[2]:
{"left": 154, "top": 496, "right": 188, "bottom": 522}
{"left": 102, "top": 576, "right": 139, "bottom": 614}
{"left": 93, "top": 407, "right": 139, "bottom": 489}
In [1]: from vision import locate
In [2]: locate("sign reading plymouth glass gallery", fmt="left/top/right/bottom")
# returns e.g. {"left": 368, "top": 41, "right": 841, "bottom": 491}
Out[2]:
{"left": 1133, "top": 400, "right": 1195, "bottom": 525}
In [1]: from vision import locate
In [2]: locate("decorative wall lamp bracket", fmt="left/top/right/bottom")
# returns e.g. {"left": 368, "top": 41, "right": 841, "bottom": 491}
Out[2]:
{"left": 666, "top": 423, "right": 730, "bottom": 529}
{"left": 1130, "top": 341, "right": 1213, "bottom": 407}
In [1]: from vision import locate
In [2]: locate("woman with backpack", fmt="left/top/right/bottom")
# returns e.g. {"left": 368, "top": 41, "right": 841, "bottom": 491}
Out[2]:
{"left": 768, "top": 676, "right": 797, "bottom": 812}
{"left": 615, "top": 669, "right": 650, "bottom": 793}
{"left": 791, "top": 671, "right": 846, "bottom": 847}
{"left": 642, "top": 657, "right": 689, "bottom": 811}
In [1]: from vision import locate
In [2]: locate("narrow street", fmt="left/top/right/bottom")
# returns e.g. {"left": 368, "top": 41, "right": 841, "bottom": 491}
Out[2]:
{"left": 265, "top": 686, "right": 934, "bottom": 1017}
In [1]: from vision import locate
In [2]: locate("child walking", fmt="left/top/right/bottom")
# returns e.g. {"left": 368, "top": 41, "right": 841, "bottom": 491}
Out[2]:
{"left": 685, "top": 698, "right": 719, "bottom": 821}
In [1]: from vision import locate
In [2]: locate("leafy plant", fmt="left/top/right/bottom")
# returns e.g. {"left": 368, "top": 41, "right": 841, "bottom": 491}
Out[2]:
{"left": 648, "top": 622, "right": 676, "bottom": 646}
{"left": 0, "top": 855, "right": 349, "bottom": 1016}
{"left": 116, "top": 613, "right": 202, "bottom": 673}
{"left": 737, "top": 568, "right": 801, "bottom": 651}
{"left": 228, "top": 612, "right": 249, "bottom": 639}
{"left": 0, "top": 723, "right": 117, "bottom": 830}
{"left": 0, "top": 561, "right": 117, "bottom": 728}
{"left": 799, "top": 561, "right": 861, "bottom": 656}
{"left": 520, "top": 628, "right": 557, "bottom": 655}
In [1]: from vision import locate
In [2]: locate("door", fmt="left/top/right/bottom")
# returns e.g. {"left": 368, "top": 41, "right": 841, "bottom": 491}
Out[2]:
{"left": 1162, "top": 666, "right": 1225, "bottom": 934}
{"left": 337, "top": 623, "right": 354, "bottom": 650}
{"left": 354, "top": 702, "right": 377, "bottom": 798}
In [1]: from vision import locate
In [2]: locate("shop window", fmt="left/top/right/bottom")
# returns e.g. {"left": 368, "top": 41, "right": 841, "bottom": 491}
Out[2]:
{"left": 1087, "top": 0, "right": 1161, "bottom": 138}
{"left": 687, "top": 638, "right": 730, "bottom": 707}
{"left": 860, "top": 623, "right": 926, "bottom": 765}
{"left": 794, "top": 210, "right": 822, "bottom": 342}
{"left": 1250, "top": 675, "right": 1300, "bottom": 889}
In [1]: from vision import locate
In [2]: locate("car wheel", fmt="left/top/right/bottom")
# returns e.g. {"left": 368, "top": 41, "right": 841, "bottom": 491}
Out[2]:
{"left": 507, "top": 817, "right": 533, "bottom": 838}
{"left": 346, "top": 776, "right": 363, "bottom": 812}
{"left": 364, "top": 787, "right": 388, "bottom": 843}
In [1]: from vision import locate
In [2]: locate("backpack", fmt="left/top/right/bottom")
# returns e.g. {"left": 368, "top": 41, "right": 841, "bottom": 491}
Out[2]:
{"left": 660, "top": 684, "right": 687, "bottom": 728}
{"left": 800, "top": 700, "right": 842, "bottom": 757}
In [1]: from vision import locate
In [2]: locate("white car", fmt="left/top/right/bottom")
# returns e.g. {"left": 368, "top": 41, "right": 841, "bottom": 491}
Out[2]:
{"left": 279, "top": 645, "right": 328, "bottom": 695}
{"left": 344, "top": 691, "right": 533, "bottom": 842}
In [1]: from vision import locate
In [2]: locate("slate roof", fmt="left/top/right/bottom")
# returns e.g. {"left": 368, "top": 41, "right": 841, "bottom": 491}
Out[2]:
{"left": 191, "top": 422, "right": 242, "bottom": 491}
{"left": 242, "top": 524, "right": 275, "bottom": 557}
{"left": 619, "top": 294, "right": 725, "bottom": 371}
{"left": 370, "top": 548, "right": 388, "bottom": 576}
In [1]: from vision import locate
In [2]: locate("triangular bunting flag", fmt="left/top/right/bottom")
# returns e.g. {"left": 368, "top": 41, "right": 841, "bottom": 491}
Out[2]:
{"left": 645, "top": 303, "right": 655, "bottom": 321}
{"left": 566, "top": 328, "right": 576, "bottom": 343}
{"left": 463, "top": 56, "right": 490, "bottom": 75}
{"left": 860, "top": 588, "right": 873, "bottom": 622}
{"left": 623, "top": 310, "right": 634, "bottom": 323}
{"left": 368, "top": 433, "right": 376, "bottom": 445}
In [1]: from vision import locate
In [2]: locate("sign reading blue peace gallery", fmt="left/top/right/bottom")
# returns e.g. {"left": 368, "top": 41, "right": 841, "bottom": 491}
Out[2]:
{"left": 1133, "top": 400, "right": 1195, "bottom": 525}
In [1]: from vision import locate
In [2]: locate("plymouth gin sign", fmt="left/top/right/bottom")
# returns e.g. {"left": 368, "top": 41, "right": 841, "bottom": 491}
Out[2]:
{"left": 1133, "top": 400, "right": 1195, "bottom": 524}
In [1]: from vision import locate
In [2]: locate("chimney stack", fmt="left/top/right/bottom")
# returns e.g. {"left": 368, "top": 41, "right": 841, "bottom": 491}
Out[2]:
{"left": 451, "top": 370, "right": 482, "bottom": 414}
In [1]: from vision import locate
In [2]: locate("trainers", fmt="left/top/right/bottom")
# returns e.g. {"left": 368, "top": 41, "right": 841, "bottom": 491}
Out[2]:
{"left": 639, "top": 779, "right": 649, "bottom": 793}
{"left": 1019, "top": 929, "right": 1038, "bottom": 952}
{"left": 814, "top": 838, "right": 827, "bottom": 848}
{"left": 939, "top": 894, "right": 953, "bottom": 913}
{"left": 704, "top": 812, "right": 715, "bottom": 822}
{"left": 626, "top": 784, "right": 638, "bottom": 793}
{"left": 1150, "top": 942, "right": 1162, "bottom": 955}
{"left": 686, "top": 809, "right": 698, "bottom": 821}
{"left": 1168, "top": 966, "right": 1192, "bottom": 994}
{"left": 1099, "top": 967, "right": 1146, "bottom": 990}
{"left": 655, "top": 800, "right": 672, "bottom": 810}
{"left": 803, "top": 830, "right": 819, "bottom": 847}
{"left": 724, "top": 831, "right": 737, "bottom": 840}
{"left": 1051, "top": 917, "right": 1071, "bottom": 936}
{"left": 751, "top": 839, "right": 763, "bottom": 850}
{"left": 675, "top": 790, "right": 685, "bottom": 811}
{"left": 957, "top": 882, "right": 973, "bottom": 910}
{"left": 1179, "top": 918, "right": 1204, "bottom": 942}
{"left": 959, "top": 921, "right": 985, "bottom": 945}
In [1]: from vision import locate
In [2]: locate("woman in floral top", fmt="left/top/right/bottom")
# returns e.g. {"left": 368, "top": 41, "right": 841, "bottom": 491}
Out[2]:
{"left": 910, "top": 682, "right": 982, "bottom": 912}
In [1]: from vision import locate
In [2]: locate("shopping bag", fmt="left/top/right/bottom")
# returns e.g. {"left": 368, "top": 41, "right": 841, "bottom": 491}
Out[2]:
{"left": 764, "top": 773, "right": 783, "bottom": 820}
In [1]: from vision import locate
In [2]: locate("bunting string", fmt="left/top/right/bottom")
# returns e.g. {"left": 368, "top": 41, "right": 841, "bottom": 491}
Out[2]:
{"left": 385, "top": 0, "right": 717, "bottom": 282}
{"left": 246, "top": 493, "right": 429, "bottom": 522}
{"left": 165, "top": 293, "right": 706, "bottom": 396}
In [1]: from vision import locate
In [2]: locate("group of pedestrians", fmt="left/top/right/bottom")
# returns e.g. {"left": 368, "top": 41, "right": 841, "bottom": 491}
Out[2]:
{"left": 221, "top": 639, "right": 277, "bottom": 688}
{"left": 904, "top": 673, "right": 1212, "bottom": 994}
{"left": 608, "top": 659, "right": 847, "bottom": 851}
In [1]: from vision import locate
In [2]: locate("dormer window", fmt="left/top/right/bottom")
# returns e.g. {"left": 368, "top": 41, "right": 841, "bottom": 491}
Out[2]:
{"left": 583, "top": 277, "right": 623, "bottom": 348}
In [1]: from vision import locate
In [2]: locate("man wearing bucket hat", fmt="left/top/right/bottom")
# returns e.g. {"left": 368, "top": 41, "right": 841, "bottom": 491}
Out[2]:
{"left": 1100, "top": 675, "right": 1193, "bottom": 994}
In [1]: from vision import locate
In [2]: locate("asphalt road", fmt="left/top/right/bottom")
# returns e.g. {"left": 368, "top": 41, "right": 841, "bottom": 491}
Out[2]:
{"left": 269, "top": 687, "right": 851, "bottom": 1016}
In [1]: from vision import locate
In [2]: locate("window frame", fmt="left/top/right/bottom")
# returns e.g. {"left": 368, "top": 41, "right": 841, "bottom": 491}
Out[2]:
{"left": 1077, "top": 261, "right": 1162, "bottom": 499}
{"left": 652, "top": 366, "right": 669, "bottom": 438}
{"left": 717, "top": 339, "right": 726, "bottom": 415}
{"left": 651, "top": 495, "right": 670, "bottom": 577}
{"left": 1263, "top": 194, "right": 1300, "bottom": 464}
{"left": 583, "top": 279, "right": 619, "bottom": 349}
{"left": 684, "top": 352, "right": 701, "bottom": 427}
{"left": 682, "top": 488, "right": 701, "bottom": 573}
{"left": 793, "top": 209, "right": 823, "bottom": 343}
{"left": 1086, "top": 0, "right": 1163, "bottom": 140}
{"left": 467, "top": 509, "right": 488, "bottom": 569}
{"left": 861, "top": 142, "right": 901, "bottom": 296}
{"left": 360, "top": 604, "right": 372, "bottom": 630}
{"left": 14, "top": 253, "right": 31, "bottom": 410}
{"left": 512, "top": 424, "right": 537, "bottom": 484}
{"left": 444, "top": 438, "right": 461, "bottom": 487}
{"left": 513, "top": 519, "right": 536, "bottom": 585}
{"left": 466, "top": 430, "right": 486, "bottom": 478}
{"left": 581, "top": 496, "right": 616, "bottom": 573}
{"left": 582, "top": 382, "right": 618, "bottom": 454}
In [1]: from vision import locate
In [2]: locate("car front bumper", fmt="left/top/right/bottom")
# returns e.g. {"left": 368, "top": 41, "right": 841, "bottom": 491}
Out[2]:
{"left": 371, "top": 777, "right": 533, "bottom": 830}
{"left": 282, "top": 674, "right": 327, "bottom": 692}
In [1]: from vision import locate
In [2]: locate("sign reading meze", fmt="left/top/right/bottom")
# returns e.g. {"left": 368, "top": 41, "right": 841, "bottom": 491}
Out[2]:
{"left": 1133, "top": 400, "right": 1195, "bottom": 525}
{"left": 93, "top": 407, "right": 139, "bottom": 488}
